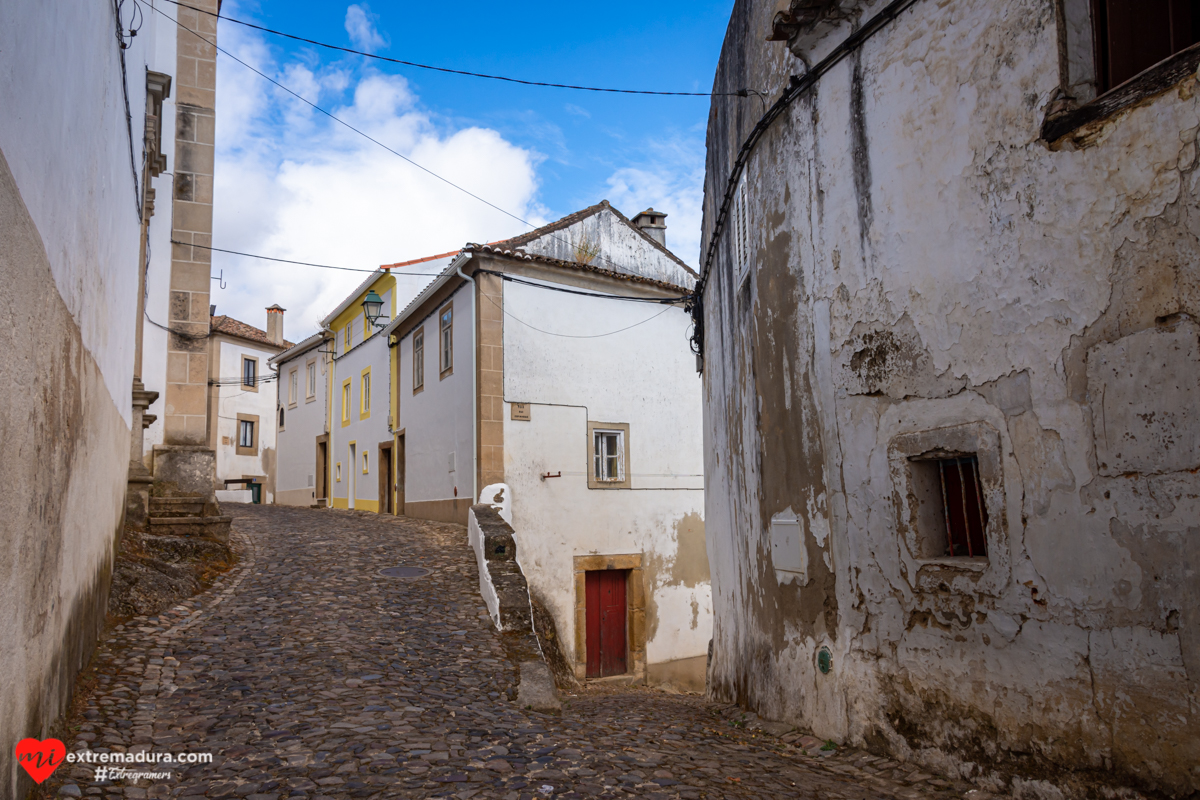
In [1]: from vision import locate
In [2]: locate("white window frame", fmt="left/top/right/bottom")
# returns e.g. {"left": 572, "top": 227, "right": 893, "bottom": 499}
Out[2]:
{"left": 413, "top": 328, "right": 425, "bottom": 392}
{"left": 439, "top": 304, "right": 453, "bottom": 377}
{"left": 289, "top": 369, "right": 298, "bottom": 407}
{"left": 306, "top": 361, "right": 316, "bottom": 400}
{"left": 587, "top": 421, "right": 631, "bottom": 489}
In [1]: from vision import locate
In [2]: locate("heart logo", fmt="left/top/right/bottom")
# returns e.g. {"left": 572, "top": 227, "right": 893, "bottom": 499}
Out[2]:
{"left": 15, "top": 738, "right": 66, "bottom": 784}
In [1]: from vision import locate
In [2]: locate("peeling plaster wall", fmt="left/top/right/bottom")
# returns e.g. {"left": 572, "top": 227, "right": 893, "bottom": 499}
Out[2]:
{"left": 701, "top": 0, "right": 1200, "bottom": 793}
{"left": 0, "top": 3, "right": 177, "bottom": 795}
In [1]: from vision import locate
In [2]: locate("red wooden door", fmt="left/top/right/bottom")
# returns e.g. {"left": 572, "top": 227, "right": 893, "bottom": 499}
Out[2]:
{"left": 585, "top": 570, "right": 627, "bottom": 678}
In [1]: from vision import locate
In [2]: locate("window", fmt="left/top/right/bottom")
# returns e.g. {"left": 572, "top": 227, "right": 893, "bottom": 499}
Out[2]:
{"left": 344, "top": 320, "right": 353, "bottom": 352}
{"left": 289, "top": 369, "right": 298, "bottom": 406}
{"left": 413, "top": 329, "right": 425, "bottom": 392}
{"left": 439, "top": 304, "right": 453, "bottom": 376}
{"left": 733, "top": 173, "right": 751, "bottom": 284}
{"left": 235, "top": 414, "right": 259, "bottom": 456}
{"left": 917, "top": 456, "right": 989, "bottom": 558}
{"left": 242, "top": 356, "right": 258, "bottom": 391}
{"left": 306, "top": 361, "right": 316, "bottom": 400}
{"left": 360, "top": 368, "right": 371, "bottom": 418}
{"left": 588, "top": 422, "right": 631, "bottom": 489}
{"left": 341, "top": 379, "right": 352, "bottom": 426}
{"left": 1092, "top": 0, "right": 1200, "bottom": 93}
{"left": 362, "top": 451, "right": 370, "bottom": 473}
{"left": 336, "top": 462, "right": 342, "bottom": 482}
{"left": 278, "top": 407, "right": 285, "bottom": 430}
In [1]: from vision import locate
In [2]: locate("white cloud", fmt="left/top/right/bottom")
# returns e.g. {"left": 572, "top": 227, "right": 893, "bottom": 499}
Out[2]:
{"left": 344, "top": 4, "right": 387, "bottom": 54}
{"left": 603, "top": 131, "right": 705, "bottom": 270}
{"left": 211, "top": 11, "right": 542, "bottom": 340}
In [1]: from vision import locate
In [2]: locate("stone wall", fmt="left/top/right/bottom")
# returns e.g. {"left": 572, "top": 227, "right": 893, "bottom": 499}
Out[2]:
{"left": 699, "top": 0, "right": 1199, "bottom": 794}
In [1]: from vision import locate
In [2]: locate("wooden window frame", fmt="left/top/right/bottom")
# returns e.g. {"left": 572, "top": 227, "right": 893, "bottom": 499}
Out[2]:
{"left": 341, "top": 378, "right": 352, "bottom": 427}
{"left": 306, "top": 360, "right": 317, "bottom": 402}
{"left": 1044, "top": 2, "right": 1200, "bottom": 142}
{"left": 413, "top": 328, "right": 425, "bottom": 393}
{"left": 360, "top": 367, "right": 372, "bottom": 419}
{"left": 587, "top": 422, "right": 631, "bottom": 489}
{"left": 235, "top": 413, "right": 259, "bottom": 456}
{"left": 241, "top": 355, "right": 259, "bottom": 393}
{"left": 439, "top": 302, "right": 453, "bottom": 379}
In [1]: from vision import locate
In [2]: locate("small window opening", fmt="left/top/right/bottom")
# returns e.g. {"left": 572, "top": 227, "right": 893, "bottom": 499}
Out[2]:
{"left": 278, "top": 407, "right": 284, "bottom": 429}
{"left": 909, "top": 454, "right": 988, "bottom": 558}
{"left": 1092, "top": 0, "right": 1200, "bottom": 93}
{"left": 936, "top": 456, "right": 988, "bottom": 557}
{"left": 593, "top": 430, "right": 624, "bottom": 482}
{"left": 242, "top": 357, "right": 256, "bottom": 388}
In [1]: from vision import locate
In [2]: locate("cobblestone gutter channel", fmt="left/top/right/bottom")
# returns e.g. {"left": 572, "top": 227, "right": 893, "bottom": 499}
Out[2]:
{"left": 33, "top": 505, "right": 978, "bottom": 799}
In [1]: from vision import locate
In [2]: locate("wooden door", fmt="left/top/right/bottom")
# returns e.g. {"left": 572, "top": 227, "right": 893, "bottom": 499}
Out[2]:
{"left": 378, "top": 442, "right": 392, "bottom": 514}
{"left": 395, "top": 433, "right": 406, "bottom": 515}
{"left": 315, "top": 439, "right": 328, "bottom": 501}
{"left": 585, "top": 570, "right": 628, "bottom": 678}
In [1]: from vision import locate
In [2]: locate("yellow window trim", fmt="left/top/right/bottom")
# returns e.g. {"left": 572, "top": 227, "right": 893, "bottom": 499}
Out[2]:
{"left": 359, "top": 366, "right": 372, "bottom": 420}
{"left": 341, "top": 378, "right": 352, "bottom": 427}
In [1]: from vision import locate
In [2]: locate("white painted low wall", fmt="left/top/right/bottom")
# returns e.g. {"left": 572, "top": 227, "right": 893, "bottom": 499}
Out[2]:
{"left": 467, "top": 507, "right": 502, "bottom": 629}
{"left": 216, "top": 489, "right": 253, "bottom": 504}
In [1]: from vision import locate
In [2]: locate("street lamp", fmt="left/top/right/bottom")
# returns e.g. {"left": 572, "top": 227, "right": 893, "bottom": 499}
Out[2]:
{"left": 362, "top": 290, "right": 385, "bottom": 328}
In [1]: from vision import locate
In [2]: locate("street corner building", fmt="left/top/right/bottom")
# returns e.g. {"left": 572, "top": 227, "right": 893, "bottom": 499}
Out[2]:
{"left": 273, "top": 202, "right": 714, "bottom": 691}
{"left": 0, "top": 0, "right": 222, "bottom": 796}
{"left": 208, "top": 308, "right": 292, "bottom": 505}
{"left": 698, "top": 0, "right": 1199, "bottom": 795}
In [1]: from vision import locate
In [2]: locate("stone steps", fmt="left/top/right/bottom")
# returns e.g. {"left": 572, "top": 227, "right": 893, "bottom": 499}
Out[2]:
{"left": 148, "top": 515, "right": 231, "bottom": 541}
{"left": 149, "top": 496, "right": 208, "bottom": 518}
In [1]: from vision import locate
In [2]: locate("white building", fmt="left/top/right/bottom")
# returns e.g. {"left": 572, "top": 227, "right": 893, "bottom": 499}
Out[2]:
{"left": 271, "top": 333, "right": 330, "bottom": 507}
{"left": 207, "top": 308, "right": 290, "bottom": 503}
{"left": 384, "top": 203, "right": 713, "bottom": 690}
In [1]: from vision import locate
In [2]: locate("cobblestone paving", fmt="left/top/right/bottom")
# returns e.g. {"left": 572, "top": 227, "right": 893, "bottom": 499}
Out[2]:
{"left": 47, "top": 505, "right": 970, "bottom": 800}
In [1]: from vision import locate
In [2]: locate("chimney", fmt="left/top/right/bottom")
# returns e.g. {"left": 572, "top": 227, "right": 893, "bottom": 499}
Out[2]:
{"left": 632, "top": 208, "right": 667, "bottom": 246}
{"left": 266, "top": 304, "right": 286, "bottom": 346}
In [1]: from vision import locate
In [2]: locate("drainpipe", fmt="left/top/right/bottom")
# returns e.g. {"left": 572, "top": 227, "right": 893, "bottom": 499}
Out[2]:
{"left": 454, "top": 256, "right": 478, "bottom": 505}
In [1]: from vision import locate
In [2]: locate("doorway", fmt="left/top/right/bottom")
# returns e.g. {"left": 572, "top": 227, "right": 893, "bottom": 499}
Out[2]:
{"left": 315, "top": 436, "right": 328, "bottom": 503}
{"left": 348, "top": 442, "right": 357, "bottom": 509}
{"left": 378, "top": 442, "right": 393, "bottom": 514}
{"left": 395, "top": 432, "right": 406, "bottom": 515}
{"left": 585, "top": 569, "right": 628, "bottom": 678}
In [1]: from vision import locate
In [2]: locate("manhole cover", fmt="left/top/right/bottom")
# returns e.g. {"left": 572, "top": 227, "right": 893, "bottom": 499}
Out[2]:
{"left": 380, "top": 566, "right": 431, "bottom": 579}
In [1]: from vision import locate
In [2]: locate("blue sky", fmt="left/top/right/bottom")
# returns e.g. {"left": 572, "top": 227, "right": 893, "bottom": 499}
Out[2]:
{"left": 208, "top": 0, "right": 734, "bottom": 337}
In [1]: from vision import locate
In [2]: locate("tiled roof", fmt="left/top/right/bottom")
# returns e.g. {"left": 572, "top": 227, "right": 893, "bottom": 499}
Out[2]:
{"left": 489, "top": 200, "right": 697, "bottom": 277}
{"left": 463, "top": 244, "right": 692, "bottom": 295}
{"left": 210, "top": 316, "right": 293, "bottom": 349}
{"left": 381, "top": 249, "right": 461, "bottom": 269}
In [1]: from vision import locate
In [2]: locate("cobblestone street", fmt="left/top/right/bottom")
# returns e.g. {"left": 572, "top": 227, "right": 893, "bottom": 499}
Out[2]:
{"left": 47, "top": 505, "right": 971, "bottom": 800}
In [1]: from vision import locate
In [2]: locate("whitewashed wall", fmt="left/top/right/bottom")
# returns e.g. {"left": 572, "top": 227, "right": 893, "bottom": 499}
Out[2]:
{"left": 0, "top": 1, "right": 176, "bottom": 794}
{"left": 212, "top": 337, "right": 281, "bottom": 502}
{"left": 330, "top": 333, "right": 392, "bottom": 509}
{"left": 395, "top": 283, "right": 476, "bottom": 507}
{"left": 501, "top": 278, "right": 710, "bottom": 683}
{"left": 274, "top": 343, "right": 328, "bottom": 506}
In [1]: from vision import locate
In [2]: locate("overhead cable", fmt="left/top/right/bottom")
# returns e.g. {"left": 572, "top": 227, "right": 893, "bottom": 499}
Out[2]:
{"left": 476, "top": 269, "right": 688, "bottom": 305}
{"left": 688, "top": 0, "right": 923, "bottom": 359}
{"left": 154, "top": 0, "right": 754, "bottom": 98}
{"left": 154, "top": 6, "right": 660, "bottom": 279}
{"left": 176, "top": 241, "right": 446, "bottom": 276}
{"left": 479, "top": 292, "right": 675, "bottom": 339}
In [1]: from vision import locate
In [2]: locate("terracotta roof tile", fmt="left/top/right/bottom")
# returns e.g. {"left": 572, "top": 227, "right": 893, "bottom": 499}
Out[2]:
{"left": 210, "top": 316, "right": 293, "bottom": 349}
{"left": 462, "top": 244, "right": 691, "bottom": 295}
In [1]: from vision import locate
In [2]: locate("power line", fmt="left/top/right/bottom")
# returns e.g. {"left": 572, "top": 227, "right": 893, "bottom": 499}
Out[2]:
{"left": 154, "top": 5, "right": 661, "bottom": 280}
{"left": 154, "top": 0, "right": 755, "bottom": 98}
{"left": 176, "top": 241, "right": 447, "bottom": 276}
{"left": 476, "top": 268, "right": 687, "bottom": 305}
{"left": 479, "top": 291, "right": 675, "bottom": 339}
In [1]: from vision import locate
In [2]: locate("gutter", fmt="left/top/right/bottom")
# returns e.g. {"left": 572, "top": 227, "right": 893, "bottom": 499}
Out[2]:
{"left": 456, "top": 258, "right": 479, "bottom": 507}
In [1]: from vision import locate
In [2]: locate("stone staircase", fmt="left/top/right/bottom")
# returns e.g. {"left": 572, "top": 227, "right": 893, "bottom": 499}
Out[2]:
{"left": 149, "top": 495, "right": 231, "bottom": 541}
